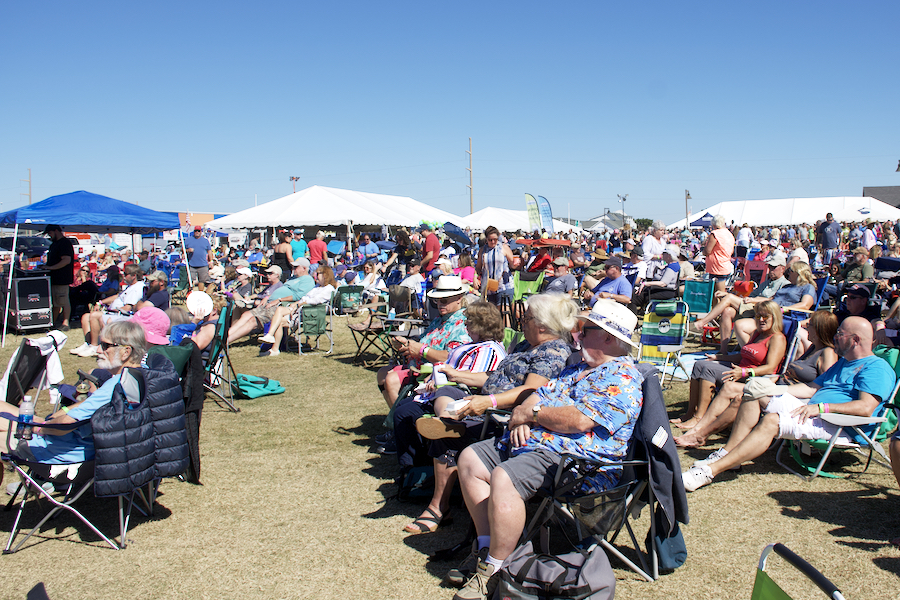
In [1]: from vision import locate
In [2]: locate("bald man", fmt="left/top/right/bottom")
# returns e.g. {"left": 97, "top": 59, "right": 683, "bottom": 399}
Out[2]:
{"left": 682, "top": 316, "right": 896, "bottom": 491}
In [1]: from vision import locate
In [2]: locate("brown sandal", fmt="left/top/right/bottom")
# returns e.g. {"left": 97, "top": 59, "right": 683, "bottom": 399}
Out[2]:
{"left": 403, "top": 507, "right": 452, "bottom": 534}
{"left": 416, "top": 416, "right": 467, "bottom": 440}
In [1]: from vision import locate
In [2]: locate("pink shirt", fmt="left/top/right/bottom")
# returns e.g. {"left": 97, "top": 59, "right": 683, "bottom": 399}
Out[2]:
{"left": 706, "top": 228, "right": 735, "bottom": 276}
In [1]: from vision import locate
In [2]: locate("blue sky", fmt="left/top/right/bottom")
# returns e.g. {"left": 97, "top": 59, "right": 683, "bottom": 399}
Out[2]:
{"left": 1, "top": 2, "right": 897, "bottom": 225}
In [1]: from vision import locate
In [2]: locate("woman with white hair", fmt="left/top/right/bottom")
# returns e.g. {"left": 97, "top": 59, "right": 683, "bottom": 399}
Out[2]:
{"left": 705, "top": 214, "right": 736, "bottom": 296}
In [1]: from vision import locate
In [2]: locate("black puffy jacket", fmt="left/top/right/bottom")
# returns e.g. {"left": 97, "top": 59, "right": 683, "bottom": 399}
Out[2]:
{"left": 143, "top": 353, "right": 189, "bottom": 478}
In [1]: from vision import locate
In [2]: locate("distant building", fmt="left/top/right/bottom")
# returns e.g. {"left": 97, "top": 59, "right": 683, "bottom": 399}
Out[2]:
{"left": 864, "top": 186, "right": 900, "bottom": 208}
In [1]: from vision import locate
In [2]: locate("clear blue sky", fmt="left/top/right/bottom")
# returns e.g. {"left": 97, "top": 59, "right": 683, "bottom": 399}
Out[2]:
{"left": 1, "top": 2, "right": 898, "bottom": 225}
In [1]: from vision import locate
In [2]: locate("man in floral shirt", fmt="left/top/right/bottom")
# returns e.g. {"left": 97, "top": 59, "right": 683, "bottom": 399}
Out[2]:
{"left": 450, "top": 300, "right": 643, "bottom": 600}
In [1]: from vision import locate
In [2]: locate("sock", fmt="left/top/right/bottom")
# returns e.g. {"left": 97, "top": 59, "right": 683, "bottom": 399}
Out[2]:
{"left": 485, "top": 554, "right": 504, "bottom": 570}
{"left": 476, "top": 535, "right": 490, "bottom": 551}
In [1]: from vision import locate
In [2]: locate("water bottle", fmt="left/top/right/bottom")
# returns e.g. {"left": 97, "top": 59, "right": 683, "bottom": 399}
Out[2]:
{"left": 17, "top": 395, "right": 34, "bottom": 440}
{"left": 388, "top": 307, "right": 396, "bottom": 320}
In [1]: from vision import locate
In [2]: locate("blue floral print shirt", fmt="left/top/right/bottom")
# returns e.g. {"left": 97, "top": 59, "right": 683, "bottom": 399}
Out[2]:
{"left": 482, "top": 338, "right": 572, "bottom": 395}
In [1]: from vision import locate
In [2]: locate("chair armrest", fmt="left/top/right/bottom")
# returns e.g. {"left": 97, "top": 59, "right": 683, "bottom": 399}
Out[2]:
{"left": 819, "top": 413, "right": 886, "bottom": 427}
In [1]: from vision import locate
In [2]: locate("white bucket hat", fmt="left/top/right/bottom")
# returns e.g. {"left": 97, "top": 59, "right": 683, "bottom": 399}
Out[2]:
{"left": 427, "top": 275, "right": 468, "bottom": 299}
{"left": 579, "top": 299, "right": 638, "bottom": 348}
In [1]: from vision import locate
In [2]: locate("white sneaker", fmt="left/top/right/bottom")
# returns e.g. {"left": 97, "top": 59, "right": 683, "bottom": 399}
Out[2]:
{"left": 75, "top": 344, "right": 99, "bottom": 357}
{"left": 695, "top": 448, "right": 728, "bottom": 468}
{"left": 259, "top": 334, "right": 276, "bottom": 345}
{"left": 6, "top": 480, "right": 54, "bottom": 500}
{"left": 267, "top": 348, "right": 280, "bottom": 357}
{"left": 69, "top": 342, "right": 91, "bottom": 355}
{"left": 682, "top": 464, "right": 714, "bottom": 492}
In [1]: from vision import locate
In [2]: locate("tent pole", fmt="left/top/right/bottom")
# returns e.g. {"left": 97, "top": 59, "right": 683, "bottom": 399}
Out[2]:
{"left": 179, "top": 229, "right": 193, "bottom": 289}
{"left": 2, "top": 224, "right": 19, "bottom": 348}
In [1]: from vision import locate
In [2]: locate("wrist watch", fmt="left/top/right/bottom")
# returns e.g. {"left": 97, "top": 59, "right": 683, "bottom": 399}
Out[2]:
{"left": 531, "top": 404, "right": 542, "bottom": 423}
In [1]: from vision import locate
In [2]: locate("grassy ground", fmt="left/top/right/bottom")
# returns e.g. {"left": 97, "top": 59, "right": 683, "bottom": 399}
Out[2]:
{"left": 0, "top": 320, "right": 899, "bottom": 599}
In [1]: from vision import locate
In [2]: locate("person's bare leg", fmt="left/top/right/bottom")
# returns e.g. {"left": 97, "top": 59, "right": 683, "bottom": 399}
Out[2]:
{"left": 383, "top": 368, "right": 403, "bottom": 408}
{"left": 722, "top": 397, "right": 765, "bottom": 452}
{"left": 88, "top": 313, "right": 104, "bottom": 345}
{"left": 719, "top": 306, "right": 738, "bottom": 354}
{"left": 457, "top": 447, "right": 492, "bottom": 537}
{"left": 487, "top": 467, "right": 527, "bottom": 562}
{"left": 671, "top": 378, "right": 701, "bottom": 425}
{"left": 679, "top": 379, "right": 716, "bottom": 430}
{"left": 675, "top": 381, "right": 743, "bottom": 446}
{"left": 708, "top": 413, "right": 780, "bottom": 476}
{"left": 405, "top": 459, "right": 457, "bottom": 533}
{"left": 226, "top": 313, "right": 259, "bottom": 344}
{"left": 733, "top": 318, "right": 757, "bottom": 347}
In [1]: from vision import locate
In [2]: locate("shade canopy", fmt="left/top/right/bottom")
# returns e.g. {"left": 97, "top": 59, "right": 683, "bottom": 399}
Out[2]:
{"left": 690, "top": 212, "right": 715, "bottom": 228}
{"left": 668, "top": 197, "right": 900, "bottom": 229}
{"left": 0, "top": 190, "right": 181, "bottom": 234}
{"left": 206, "top": 185, "right": 464, "bottom": 230}
{"left": 457, "top": 206, "right": 582, "bottom": 234}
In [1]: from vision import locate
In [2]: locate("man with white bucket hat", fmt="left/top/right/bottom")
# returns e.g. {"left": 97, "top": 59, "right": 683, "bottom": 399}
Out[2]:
{"left": 449, "top": 299, "right": 643, "bottom": 600}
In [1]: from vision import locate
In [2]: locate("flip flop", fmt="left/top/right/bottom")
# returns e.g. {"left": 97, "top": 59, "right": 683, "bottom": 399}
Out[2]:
{"left": 403, "top": 507, "right": 452, "bottom": 534}
{"left": 416, "top": 416, "right": 467, "bottom": 440}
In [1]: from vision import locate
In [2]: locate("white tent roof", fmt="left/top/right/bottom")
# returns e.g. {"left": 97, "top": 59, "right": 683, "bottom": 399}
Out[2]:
{"left": 206, "top": 185, "right": 465, "bottom": 230}
{"left": 667, "top": 197, "right": 900, "bottom": 229}
{"left": 456, "top": 206, "right": 582, "bottom": 234}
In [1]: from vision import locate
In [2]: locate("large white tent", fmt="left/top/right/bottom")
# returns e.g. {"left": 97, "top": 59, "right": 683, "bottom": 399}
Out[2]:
{"left": 457, "top": 206, "right": 582, "bottom": 234}
{"left": 668, "top": 197, "right": 900, "bottom": 229}
{"left": 206, "top": 185, "right": 465, "bottom": 230}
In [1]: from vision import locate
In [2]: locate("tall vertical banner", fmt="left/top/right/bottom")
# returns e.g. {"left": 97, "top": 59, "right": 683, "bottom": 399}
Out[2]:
{"left": 537, "top": 196, "right": 555, "bottom": 234}
{"left": 525, "top": 194, "right": 541, "bottom": 232}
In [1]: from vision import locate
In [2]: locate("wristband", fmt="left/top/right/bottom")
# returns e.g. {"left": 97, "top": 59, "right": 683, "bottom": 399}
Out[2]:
{"left": 62, "top": 406, "right": 70, "bottom": 414}
{"left": 749, "top": 369, "right": 756, "bottom": 378}
{"left": 421, "top": 345, "right": 429, "bottom": 360}
{"left": 824, "top": 403, "right": 830, "bottom": 413}
{"left": 741, "top": 367, "right": 747, "bottom": 378}
{"left": 489, "top": 394, "right": 497, "bottom": 408}
{"left": 818, "top": 403, "right": 825, "bottom": 414}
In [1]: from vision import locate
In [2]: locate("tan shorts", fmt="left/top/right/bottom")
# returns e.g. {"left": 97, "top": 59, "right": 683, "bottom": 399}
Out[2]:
{"left": 51, "top": 285, "right": 70, "bottom": 310}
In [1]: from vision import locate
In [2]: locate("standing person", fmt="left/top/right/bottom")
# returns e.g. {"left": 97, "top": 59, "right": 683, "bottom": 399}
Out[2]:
{"left": 44, "top": 224, "right": 75, "bottom": 330}
{"left": 817, "top": 212, "right": 843, "bottom": 265}
{"left": 183, "top": 225, "right": 213, "bottom": 285}
{"left": 307, "top": 230, "right": 328, "bottom": 268}
{"left": 475, "top": 225, "right": 515, "bottom": 306}
{"left": 704, "top": 215, "right": 736, "bottom": 297}
{"left": 290, "top": 229, "right": 308, "bottom": 262}
{"left": 419, "top": 223, "right": 442, "bottom": 274}
{"left": 271, "top": 231, "right": 295, "bottom": 282}
{"left": 358, "top": 233, "right": 380, "bottom": 262}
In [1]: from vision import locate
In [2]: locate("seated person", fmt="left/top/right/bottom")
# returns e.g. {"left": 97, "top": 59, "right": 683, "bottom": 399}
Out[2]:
{"left": 258, "top": 264, "right": 338, "bottom": 356}
{"left": 449, "top": 300, "right": 643, "bottom": 597}
{"left": 135, "top": 270, "right": 170, "bottom": 311}
{"left": 359, "top": 260, "right": 387, "bottom": 303}
{"left": 682, "top": 317, "right": 895, "bottom": 491}
{"left": 671, "top": 300, "right": 786, "bottom": 430}
{"left": 690, "top": 254, "right": 788, "bottom": 354}
{"left": 129, "top": 306, "right": 171, "bottom": 347}
{"left": 400, "top": 258, "right": 426, "bottom": 308}
{"left": 633, "top": 244, "right": 681, "bottom": 310}
{"left": 226, "top": 266, "right": 285, "bottom": 344}
{"left": 375, "top": 276, "right": 471, "bottom": 412}
{"left": 226, "top": 267, "right": 255, "bottom": 303}
{"left": 581, "top": 256, "right": 633, "bottom": 307}
{"left": 0, "top": 321, "right": 147, "bottom": 465}
{"left": 71, "top": 264, "right": 146, "bottom": 357}
{"left": 620, "top": 247, "right": 647, "bottom": 289}
{"left": 402, "top": 294, "right": 574, "bottom": 536}
{"left": 733, "top": 262, "right": 818, "bottom": 346}
{"left": 69, "top": 264, "right": 100, "bottom": 317}
{"left": 96, "top": 264, "right": 121, "bottom": 298}
{"left": 454, "top": 254, "right": 478, "bottom": 288}
{"left": 675, "top": 309, "right": 838, "bottom": 448}
{"left": 543, "top": 258, "right": 577, "bottom": 296}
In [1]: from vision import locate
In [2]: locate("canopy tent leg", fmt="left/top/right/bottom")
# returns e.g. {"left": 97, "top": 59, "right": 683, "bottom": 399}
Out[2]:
{"left": 1, "top": 223, "right": 18, "bottom": 348}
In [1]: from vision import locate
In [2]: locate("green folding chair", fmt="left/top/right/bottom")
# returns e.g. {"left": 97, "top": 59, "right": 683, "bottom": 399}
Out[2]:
{"left": 751, "top": 543, "right": 845, "bottom": 600}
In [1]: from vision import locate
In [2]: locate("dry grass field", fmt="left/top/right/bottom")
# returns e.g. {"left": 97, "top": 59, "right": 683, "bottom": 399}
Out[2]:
{"left": 1, "top": 320, "right": 899, "bottom": 600}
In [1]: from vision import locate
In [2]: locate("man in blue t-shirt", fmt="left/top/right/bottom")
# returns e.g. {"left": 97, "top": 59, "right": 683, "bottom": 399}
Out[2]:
{"left": 582, "top": 257, "right": 633, "bottom": 307}
{"left": 290, "top": 229, "right": 309, "bottom": 261}
{"left": 683, "top": 316, "right": 896, "bottom": 491}
{"left": 183, "top": 226, "right": 213, "bottom": 284}
{"left": 817, "top": 212, "right": 843, "bottom": 264}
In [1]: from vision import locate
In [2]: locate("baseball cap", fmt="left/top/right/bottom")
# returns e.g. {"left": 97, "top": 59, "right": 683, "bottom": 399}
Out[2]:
{"left": 291, "top": 257, "right": 310, "bottom": 268}
{"left": 845, "top": 284, "right": 871, "bottom": 299}
{"left": 604, "top": 256, "right": 623, "bottom": 269}
{"left": 764, "top": 254, "right": 786, "bottom": 267}
{"left": 236, "top": 267, "right": 253, "bottom": 277}
{"left": 42, "top": 224, "right": 62, "bottom": 234}
{"left": 293, "top": 229, "right": 303, "bottom": 235}
{"left": 193, "top": 225, "right": 202, "bottom": 231}
{"left": 129, "top": 307, "right": 170, "bottom": 346}
{"left": 265, "top": 265, "right": 283, "bottom": 277}
{"left": 552, "top": 257, "right": 569, "bottom": 266}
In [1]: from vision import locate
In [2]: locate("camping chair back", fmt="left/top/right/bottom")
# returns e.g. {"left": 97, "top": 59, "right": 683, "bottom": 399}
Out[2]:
{"left": 386, "top": 284, "right": 415, "bottom": 317}
{"left": 743, "top": 260, "right": 769, "bottom": 286}
{"left": 638, "top": 300, "right": 690, "bottom": 388}
{"left": 147, "top": 344, "right": 193, "bottom": 377}
{"left": 812, "top": 276, "right": 828, "bottom": 311}
{"left": 513, "top": 270, "right": 544, "bottom": 302}
{"left": 682, "top": 279, "right": 715, "bottom": 316}
{"left": 4, "top": 338, "right": 50, "bottom": 407}
{"left": 201, "top": 302, "right": 239, "bottom": 412}
{"left": 297, "top": 293, "right": 335, "bottom": 356}
{"left": 334, "top": 284, "right": 365, "bottom": 315}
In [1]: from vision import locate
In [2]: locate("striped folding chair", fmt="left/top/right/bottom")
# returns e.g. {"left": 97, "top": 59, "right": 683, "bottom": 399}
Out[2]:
{"left": 637, "top": 300, "right": 690, "bottom": 389}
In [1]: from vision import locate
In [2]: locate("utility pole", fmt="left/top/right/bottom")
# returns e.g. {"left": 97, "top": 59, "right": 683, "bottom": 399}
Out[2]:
{"left": 466, "top": 138, "right": 473, "bottom": 214}
{"left": 290, "top": 176, "right": 300, "bottom": 193}
{"left": 20, "top": 168, "right": 31, "bottom": 205}
{"left": 685, "top": 190, "right": 691, "bottom": 228}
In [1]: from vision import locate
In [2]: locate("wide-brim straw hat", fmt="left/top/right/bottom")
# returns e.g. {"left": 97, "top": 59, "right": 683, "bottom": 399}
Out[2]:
{"left": 579, "top": 299, "right": 638, "bottom": 348}
{"left": 427, "top": 275, "right": 468, "bottom": 299}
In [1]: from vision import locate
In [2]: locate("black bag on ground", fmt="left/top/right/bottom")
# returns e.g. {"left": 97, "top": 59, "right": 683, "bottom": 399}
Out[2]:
{"left": 495, "top": 541, "right": 615, "bottom": 600}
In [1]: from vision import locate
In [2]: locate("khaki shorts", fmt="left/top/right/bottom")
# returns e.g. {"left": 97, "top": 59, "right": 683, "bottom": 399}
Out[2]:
{"left": 736, "top": 302, "right": 756, "bottom": 320}
{"left": 51, "top": 285, "right": 70, "bottom": 310}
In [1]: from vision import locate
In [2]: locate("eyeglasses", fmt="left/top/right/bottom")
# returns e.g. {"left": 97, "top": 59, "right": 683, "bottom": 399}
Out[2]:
{"left": 521, "top": 314, "right": 535, "bottom": 324}
{"left": 582, "top": 325, "right": 603, "bottom": 335}
{"left": 435, "top": 296, "right": 460, "bottom": 305}
{"left": 99, "top": 341, "right": 120, "bottom": 351}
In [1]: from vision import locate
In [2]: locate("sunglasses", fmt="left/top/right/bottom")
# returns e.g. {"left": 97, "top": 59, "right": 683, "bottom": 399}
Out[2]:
{"left": 99, "top": 341, "right": 121, "bottom": 351}
{"left": 434, "top": 296, "right": 460, "bottom": 304}
{"left": 582, "top": 325, "right": 603, "bottom": 333}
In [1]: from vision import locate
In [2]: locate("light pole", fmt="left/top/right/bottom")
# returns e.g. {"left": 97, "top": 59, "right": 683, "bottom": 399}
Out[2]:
{"left": 617, "top": 194, "right": 628, "bottom": 231}
{"left": 685, "top": 190, "right": 691, "bottom": 229}
{"left": 290, "top": 176, "right": 300, "bottom": 193}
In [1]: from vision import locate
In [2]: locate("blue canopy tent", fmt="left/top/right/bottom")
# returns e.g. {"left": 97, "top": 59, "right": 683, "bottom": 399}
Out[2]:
{"left": 0, "top": 191, "right": 182, "bottom": 346}
{"left": 690, "top": 212, "right": 715, "bottom": 228}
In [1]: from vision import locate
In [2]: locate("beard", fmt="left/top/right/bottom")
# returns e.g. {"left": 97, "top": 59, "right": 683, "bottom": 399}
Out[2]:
{"left": 97, "top": 351, "right": 124, "bottom": 371}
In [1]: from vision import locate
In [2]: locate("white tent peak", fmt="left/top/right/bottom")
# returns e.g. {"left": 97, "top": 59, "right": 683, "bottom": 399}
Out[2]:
{"left": 206, "top": 185, "right": 464, "bottom": 230}
{"left": 667, "top": 196, "right": 900, "bottom": 229}
{"left": 456, "top": 206, "right": 582, "bottom": 234}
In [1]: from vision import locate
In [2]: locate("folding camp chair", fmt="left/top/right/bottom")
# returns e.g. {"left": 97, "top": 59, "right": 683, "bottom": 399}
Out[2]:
{"left": 170, "top": 265, "right": 190, "bottom": 305}
{"left": 775, "top": 345, "right": 900, "bottom": 480}
{"left": 293, "top": 294, "right": 335, "bottom": 356}
{"left": 2, "top": 370, "right": 154, "bottom": 553}
{"left": 743, "top": 260, "right": 769, "bottom": 286}
{"left": 504, "top": 271, "right": 544, "bottom": 330}
{"left": 638, "top": 300, "right": 690, "bottom": 389}
{"left": 333, "top": 284, "right": 365, "bottom": 316}
{"left": 2, "top": 338, "right": 54, "bottom": 409}
{"left": 520, "top": 366, "right": 688, "bottom": 582}
{"left": 202, "top": 302, "right": 240, "bottom": 412}
{"left": 682, "top": 279, "right": 716, "bottom": 342}
{"left": 751, "top": 543, "right": 845, "bottom": 600}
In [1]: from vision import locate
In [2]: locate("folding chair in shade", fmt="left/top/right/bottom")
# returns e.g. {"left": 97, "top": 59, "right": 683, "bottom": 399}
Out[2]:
{"left": 751, "top": 543, "right": 845, "bottom": 600}
{"left": 638, "top": 301, "right": 690, "bottom": 389}
{"left": 505, "top": 271, "right": 544, "bottom": 330}
{"left": 3, "top": 338, "right": 53, "bottom": 408}
{"left": 293, "top": 295, "right": 335, "bottom": 356}
{"left": 682, "top": 279, "right": 716, "bottom": 342}
{"left": 775, "top": 345, "right": 900, "bottom": 480}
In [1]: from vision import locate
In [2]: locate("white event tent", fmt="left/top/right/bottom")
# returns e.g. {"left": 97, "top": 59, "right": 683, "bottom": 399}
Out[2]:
{"left": 668, "top": 197, "right": 900, "bottom": 229}
{"left": 206, "top": 185, "right": 465, "bottom": 230}
{"left": 457, "top": 206, "right": 582, "bottom": 234}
